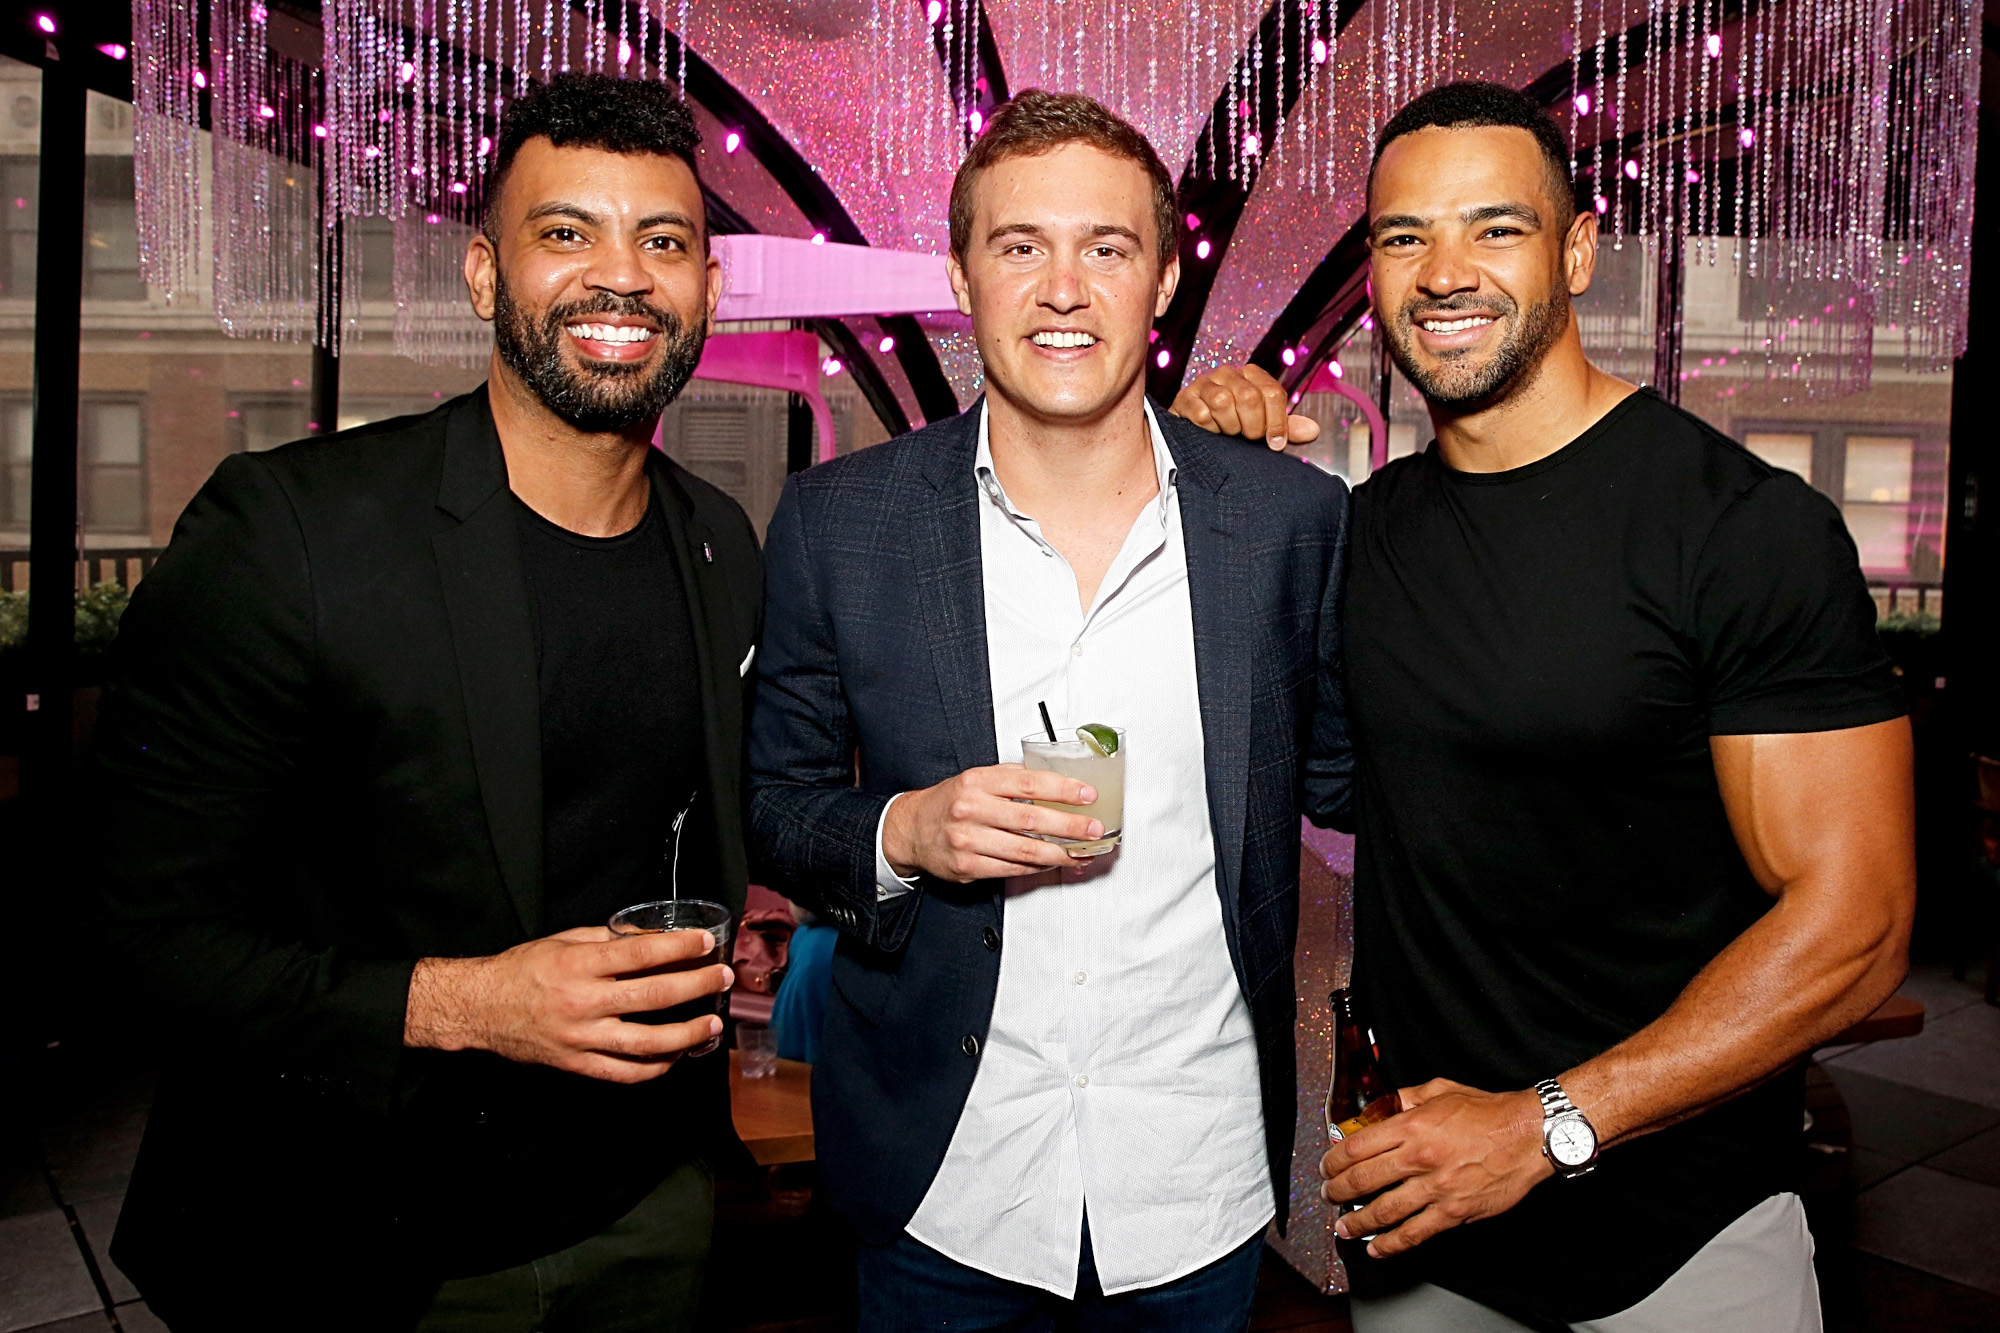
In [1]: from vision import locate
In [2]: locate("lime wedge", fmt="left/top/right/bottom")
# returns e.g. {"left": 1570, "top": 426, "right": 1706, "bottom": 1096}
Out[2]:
{"left": 1076, "top": 723, "right": 1119, "bottom": 757}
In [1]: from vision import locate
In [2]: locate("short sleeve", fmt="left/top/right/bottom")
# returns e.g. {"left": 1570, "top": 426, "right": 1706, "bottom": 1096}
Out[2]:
{"left": 1693, "top": 471, "right": 1906, "bottom": 735}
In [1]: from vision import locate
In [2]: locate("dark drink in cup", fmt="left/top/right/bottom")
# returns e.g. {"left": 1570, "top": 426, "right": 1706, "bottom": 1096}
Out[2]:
{"left": 607, "top": 899, "right": 735, "bottom": 1057}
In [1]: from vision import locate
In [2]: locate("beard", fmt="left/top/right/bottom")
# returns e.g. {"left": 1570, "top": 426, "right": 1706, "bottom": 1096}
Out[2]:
{"left": 491, "top": 271, "right": 706, "bottom": 432}
{"left": 1384, "top": 284, "right": 1570, "bottom": 410}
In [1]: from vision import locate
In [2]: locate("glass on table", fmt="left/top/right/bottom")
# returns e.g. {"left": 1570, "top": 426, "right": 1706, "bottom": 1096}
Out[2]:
{"left": 606, "top": 899, "right": 734, "bottom": 1058}
{"left": 1020, "top": 727, "right": 1124, "bottom": 857}
{"left": 737, "top": 1021, "right": 778, "bottom": 1078}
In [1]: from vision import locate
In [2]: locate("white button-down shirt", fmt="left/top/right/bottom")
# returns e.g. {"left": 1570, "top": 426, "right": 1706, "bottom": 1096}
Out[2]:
{"left": 874, "top": 402, "right": 1272, "bottom": 1296}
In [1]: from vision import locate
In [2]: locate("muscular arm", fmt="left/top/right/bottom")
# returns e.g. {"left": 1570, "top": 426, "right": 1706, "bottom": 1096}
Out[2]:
{"left": 1325, "top": 718, "right": 1915, "bottom": 1254}
{"left": 1565, "top": 718, "right": 1915, "bottom": 1142}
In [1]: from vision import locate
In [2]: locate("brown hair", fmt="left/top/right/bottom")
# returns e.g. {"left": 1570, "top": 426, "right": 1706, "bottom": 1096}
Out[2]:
{"left": 948, "top": 89, "right": 1178, "bottom": 270}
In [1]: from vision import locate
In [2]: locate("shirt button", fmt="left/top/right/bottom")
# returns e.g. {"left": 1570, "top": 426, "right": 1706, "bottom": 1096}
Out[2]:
{"left": 982, "top": 926, "right": 1000, "bottom": 952}
{"left": 1074, "top": 971, "right": 1087, "bottom": 985}
{"left": 962, "top": 1034, "right": 981, "bottom": 1058}
{"left": 1075, "top": 1074, "right": 1089, "bottom": 1088}
{"left": 1071, "top": 643, "right": 1083, "bottom": 658}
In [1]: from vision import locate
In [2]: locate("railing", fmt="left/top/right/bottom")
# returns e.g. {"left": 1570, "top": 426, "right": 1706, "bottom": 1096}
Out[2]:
{"left": 1869, "top": 579, "right": 1943, "bottom": 620}
{"left": 0, "top": 547, "right": 166, "bottom": 594}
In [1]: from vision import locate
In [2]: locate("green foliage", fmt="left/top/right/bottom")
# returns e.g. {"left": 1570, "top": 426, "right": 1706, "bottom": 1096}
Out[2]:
{"left": 0, "top": 587, "right": 24, "bottom": 653}
{"left": 0, "top": 581, "right": 132, "bottom": 664}
{"left": 1878, "top": 608, "right": 1941, "bottom": 638}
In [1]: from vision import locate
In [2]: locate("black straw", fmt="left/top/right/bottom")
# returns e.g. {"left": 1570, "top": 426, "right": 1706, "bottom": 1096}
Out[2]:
{"left": 1037, "top": 701, "right": 1057, "bottom": 743}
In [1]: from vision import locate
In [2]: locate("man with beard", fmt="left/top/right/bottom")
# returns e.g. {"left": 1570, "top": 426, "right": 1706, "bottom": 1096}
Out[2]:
{"left": 83, "top": 73, "right": 755, "bottom": 1331}
{"left": 1175, "top": 82, "right": 1912, "bottom": 1330}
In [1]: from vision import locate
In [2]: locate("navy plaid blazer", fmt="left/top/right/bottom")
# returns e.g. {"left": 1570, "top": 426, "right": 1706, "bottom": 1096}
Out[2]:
{"left": 747, "top": 401, "right": 1353, "bottom": 1243}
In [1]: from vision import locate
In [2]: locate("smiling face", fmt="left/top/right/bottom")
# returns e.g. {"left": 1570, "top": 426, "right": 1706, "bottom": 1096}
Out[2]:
{"left": 1368, "top": 124, "right": 1593, "bottom": 410}
{"left": 466, "top": 137, "right": 721, "bottom": 432}
{"left": 948, "top": 142, "right": 1178, "bottom": 429}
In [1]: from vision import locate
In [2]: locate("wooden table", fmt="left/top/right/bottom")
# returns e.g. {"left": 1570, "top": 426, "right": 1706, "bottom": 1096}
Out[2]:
{"left": 729, "top": 1050, "right": 815, "bottom": 1165}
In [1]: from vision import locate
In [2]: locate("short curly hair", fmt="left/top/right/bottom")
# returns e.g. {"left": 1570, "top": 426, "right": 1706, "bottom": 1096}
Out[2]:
{"left": 484, "top": 72, "right": 705, "bottom": 244}
{"left": 949, "top": 90, "right": 1177, "bottom": 271}
{"left": 1370, "top": 81, "right": 1576, "bottom": 220}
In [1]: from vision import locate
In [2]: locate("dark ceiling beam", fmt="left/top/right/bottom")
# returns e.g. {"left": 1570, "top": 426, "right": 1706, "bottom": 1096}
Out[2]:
{"left": 1144, "top": 0, "right": 1363, "bottom": 402}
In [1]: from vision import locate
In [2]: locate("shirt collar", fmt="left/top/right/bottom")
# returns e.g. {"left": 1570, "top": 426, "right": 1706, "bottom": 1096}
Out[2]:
{"left": 974, "top": 400, "right": 1179, "bottom": 528}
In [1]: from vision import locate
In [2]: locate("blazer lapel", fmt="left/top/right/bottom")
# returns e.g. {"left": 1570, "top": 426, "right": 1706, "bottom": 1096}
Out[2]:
{"left": 649, "top": 456, "right": 750, "bottom": 914}
{"left": 432, "top": 390, "right": 543, "bottom": 937}
{"left": 913, "top": 406, "right": 998, "bottom": 773}
{"left": 1162, "top": 414, "right": 1251, "bottom": 922}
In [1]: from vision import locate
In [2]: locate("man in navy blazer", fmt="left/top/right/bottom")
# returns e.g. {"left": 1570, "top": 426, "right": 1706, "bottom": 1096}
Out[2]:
{"left": 749, "top": 91, "right": 1352, "bottom": 1329}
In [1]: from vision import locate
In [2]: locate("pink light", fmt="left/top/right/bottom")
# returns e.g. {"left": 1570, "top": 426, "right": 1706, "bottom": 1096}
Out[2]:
{"left": 618, "top": 38, "right": 633, "bottom": 65}
{"left": 1148, "top": 329, "right": 1160, "bottom": 344}
{"left": 192, "top": 70, "right": 208, "bottom": 89}
{"left": 313, "top": 123, "right": 328, "bottom": 138}
{"left": 363, "top": 145, "right": 381, "bottom": 159}
{"left": 1623, "top": 159, "right": 1639, "bottom": 180}
{"left": 969, "top": 109, "right": 984, "bottom": 134}
{"left": 1573, "top": 92, "right": 1591, "bottom": 116}
{"left": 821, "top": 356, "right": 844, "bottom": 377}
{"left": 1705, "top": 33, "right": 1723, "bottom": 58}
{"left": 724, "top": 131, "right": 741, "bottom": 153}
{"left": 258, "top": 104, "right": 276, "bottom": 119}
{"left": 399, "top": 61, "right": 415, "bottom": 83}
{"left": 449, "top": 181, "right": 468, "bottom": 194}
{"left": 410, "top": 165, "right": 425, "bottom": 177}
{"left": 1155, "top": 349, "right": 1172, "bottom": 368}
{"left": 926, "top": 0, "right": 943, "bottom": 21}
{"left": 811, "top": 232, "right": 826, "bottom": 245}
{"left": 250, "top": 2, "right": 267, "bottom": 19}
{"left": 1360, "top": 314, "right": 1374, "bottom": 330}
{"left": 1185, "top": 213, "right": 1201, "bottom": 231}
{"left": 1685, "top": 168, "right": 1700, "bottom": 184}
{"left": 1244, "top": 133, "right": 1261, "bottom": 159}
{"left": 1329, "top": 360, "right": 1344, "bottom": 379}
{"left": 878, "top": 335, "right": 896, "bottom": 354}
{"left": 1739, "top": 128, "right": 1756, "bottom": 148}
{"left": 11, "top": 198, "right": 22, "bottom": 210}
{"left": 97, "top": 43, "right": 129, "bottom": 60}
{"left": 1310, "top": 37, "right": 1328, "bottom": 64}
{"left": 1594, "top": 194, "right": 1609, "bottom": 214}
{"left": 33, "top": 14, "right": 55, "bottom": 35}
{"left": 378, "top": 109, "right": 393, "bottom": 123}
{"left": 1281, "top": 347, "right": 1297, "bottom": 367}
{"left": 1195, "top": 239, "right": 1211, "bottom": 260}
{"left": 425, "top": 213, "right": 442, "bottom": 225}
{"left": 478, "top": 135, "right": 492, "bottom": 155}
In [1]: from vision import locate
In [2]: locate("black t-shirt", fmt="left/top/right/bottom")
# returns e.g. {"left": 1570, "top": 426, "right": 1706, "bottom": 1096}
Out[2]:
{"left": 1344, "top": 390, "right": 1904, "bottom": 1321}
{"left": 515, "top": 493, "right": 714, "bottom": 932}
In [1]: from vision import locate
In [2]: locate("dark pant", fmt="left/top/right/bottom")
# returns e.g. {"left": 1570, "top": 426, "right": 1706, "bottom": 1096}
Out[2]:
{"left": 412, "top": 1155, "right": 713, "bottom": 1333}
{"left": 856, "top": 1220, "right": 1265, "bottom": 1333}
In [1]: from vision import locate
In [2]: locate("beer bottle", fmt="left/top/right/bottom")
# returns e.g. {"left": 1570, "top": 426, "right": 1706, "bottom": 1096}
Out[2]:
{"left": 1326, "top": 988, "right": 1398, "bottom": 1140}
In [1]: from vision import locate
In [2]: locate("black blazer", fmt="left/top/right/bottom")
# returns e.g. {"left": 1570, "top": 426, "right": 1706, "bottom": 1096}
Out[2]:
{"left": 82, "top": 389, "right": 760, "bottom": 1328}
{"left": 747, "top": 403, "right": 1352, "bottom": 1245}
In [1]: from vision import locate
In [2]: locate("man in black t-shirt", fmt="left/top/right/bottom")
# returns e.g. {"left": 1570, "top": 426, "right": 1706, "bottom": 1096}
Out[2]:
{"left": 1176, "top": 82, "right": 1912, "bottom": 1330}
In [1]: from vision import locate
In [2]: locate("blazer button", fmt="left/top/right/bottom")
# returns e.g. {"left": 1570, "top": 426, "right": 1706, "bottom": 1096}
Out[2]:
{"left": 961, "top": 1034, "right": 981, "bottom": 1058}
{"left": 981, "top": 926, "right": 1000, "bottom": 951}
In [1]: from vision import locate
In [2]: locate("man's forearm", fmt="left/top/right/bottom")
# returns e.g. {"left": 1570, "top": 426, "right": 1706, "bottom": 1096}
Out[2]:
{"left": 404, "top": 955, "right": 488, "bottom": 1051}
{"left": 1561, "top": 874, "right": 1908, "bottom": 1146}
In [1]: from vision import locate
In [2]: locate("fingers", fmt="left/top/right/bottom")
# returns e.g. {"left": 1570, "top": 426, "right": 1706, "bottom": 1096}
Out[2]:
{"left": 1396, "top": 1079, "right": 1465, "bottom": 1108}
{"left": 1336, "top": 1177, "right": 1430, "bottom": 1240}
{"left": 935, "top": 824, "right": 1097, "bottom": 883}
{"left": 594, "top": 1012, "right": 726, "bottom": 1063}
{"left": 1170, "top": 383, "right": 1219, "bottom": 429}
{"left": 1284, "top": 413, "right": 1322, "bottom": 445}
{"left": 1364, "top": 1199, "right": 1462, "bottom": 1258}
{"left": 982, "top": 764, "right": 1097, "bottom": 808}
{"left": 1250, "top": 366, "right": 1292, "bottom": 449}
{"left": 606, "top": 962, "right": 734, "bottom": 1018}
{"left": 594, "top": 927, "right": 719, "bottom": 976}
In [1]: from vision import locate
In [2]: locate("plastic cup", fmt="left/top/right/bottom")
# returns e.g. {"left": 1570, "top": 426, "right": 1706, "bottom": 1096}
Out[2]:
{"left": 607, "top": 899, "right": 734, "bottom": 1058}
{"left": 737, "top": 1022, "right": 778, "bottom": 1078}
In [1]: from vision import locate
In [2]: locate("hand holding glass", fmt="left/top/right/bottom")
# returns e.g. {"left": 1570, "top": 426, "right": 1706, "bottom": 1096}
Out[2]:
{"left": 607, "top": 899, "right": 735, "bottom": 1057}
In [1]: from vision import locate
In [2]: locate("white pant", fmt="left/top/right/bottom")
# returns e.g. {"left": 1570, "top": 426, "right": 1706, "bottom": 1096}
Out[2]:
{"left": 1350, "top": 1193, "right": 1822, "bottom": 1333}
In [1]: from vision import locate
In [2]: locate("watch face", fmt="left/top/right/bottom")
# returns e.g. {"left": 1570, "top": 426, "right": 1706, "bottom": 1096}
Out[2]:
{"left": 1548, "top": 1115, "right": 1596, "bottom": 1167}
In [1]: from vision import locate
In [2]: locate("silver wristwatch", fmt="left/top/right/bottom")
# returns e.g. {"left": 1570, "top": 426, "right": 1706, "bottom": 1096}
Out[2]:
{"left": 1534, "top": 1077, "right": 1598, "bottom": 1178}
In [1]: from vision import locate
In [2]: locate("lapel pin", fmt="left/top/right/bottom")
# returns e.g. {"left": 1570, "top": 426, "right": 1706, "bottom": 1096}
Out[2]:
{"left": 702, "top": 541, "right": 713, "bottom": 564}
